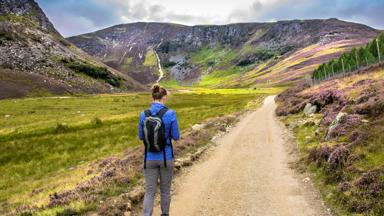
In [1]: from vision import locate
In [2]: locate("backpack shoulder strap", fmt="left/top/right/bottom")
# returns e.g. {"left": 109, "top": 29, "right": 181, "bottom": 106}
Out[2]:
{"left": 144, "top": 109, "right": 151, "bottom": 117}
{"left": 157, "top": 108, "right": 168, "bottom": 118}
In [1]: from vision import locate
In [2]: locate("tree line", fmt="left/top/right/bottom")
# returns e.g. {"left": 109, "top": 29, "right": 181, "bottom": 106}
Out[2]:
{"left": 312, "top": 34, "right": 384, "bottom": 81}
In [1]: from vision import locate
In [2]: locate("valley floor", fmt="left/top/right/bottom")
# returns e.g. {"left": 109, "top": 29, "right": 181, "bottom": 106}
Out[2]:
{"left": 150, "top": 96, "right": 330, "bottom": 215}
{"left": 0, "top": 89, "right": 280, "bottom": 215}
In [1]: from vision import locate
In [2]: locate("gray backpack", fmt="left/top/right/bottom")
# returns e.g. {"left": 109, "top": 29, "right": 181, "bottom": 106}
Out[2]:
{"left": 142, "top": 108, "right": 168, "bottom": 168}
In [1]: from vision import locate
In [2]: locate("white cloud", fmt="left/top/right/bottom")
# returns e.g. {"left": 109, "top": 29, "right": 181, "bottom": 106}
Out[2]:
{"left": 37, "top": 0, "right": 384, "bottom": 36}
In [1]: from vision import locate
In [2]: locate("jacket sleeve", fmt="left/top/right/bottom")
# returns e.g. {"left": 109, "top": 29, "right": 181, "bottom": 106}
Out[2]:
{"left": 170, "top": 111, "right": 180, "bottom": 141}
{"left": 138, "top": 112, "right": 145, "bottom": 140}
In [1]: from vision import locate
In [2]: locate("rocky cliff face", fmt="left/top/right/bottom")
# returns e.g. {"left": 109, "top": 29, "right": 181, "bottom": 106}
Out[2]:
{"left": 0, "top": 0, "right": 58, "bottom": 34}
{"left": 0, "top": 0, "right": 144, "bottom": 99}
{"left": 68, "top": 19, "right": 379, "bottom": 86}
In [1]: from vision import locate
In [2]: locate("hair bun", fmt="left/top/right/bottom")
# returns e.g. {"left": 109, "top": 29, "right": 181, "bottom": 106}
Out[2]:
{"left": 152, "top": 84, "right": 160, "bottom": 93}
{"left": 151, "top": 84, "right": 167, "bottom": 100}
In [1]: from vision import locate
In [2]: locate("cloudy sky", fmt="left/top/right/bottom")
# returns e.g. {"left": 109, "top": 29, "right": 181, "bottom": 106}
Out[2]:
{"left": 36, "top": 0, "right": 384, "bottom": 37}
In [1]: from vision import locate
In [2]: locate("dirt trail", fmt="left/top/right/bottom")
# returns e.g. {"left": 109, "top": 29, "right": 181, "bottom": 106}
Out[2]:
{"left": 153, "top": 96, "right": 330, "bottom": 216}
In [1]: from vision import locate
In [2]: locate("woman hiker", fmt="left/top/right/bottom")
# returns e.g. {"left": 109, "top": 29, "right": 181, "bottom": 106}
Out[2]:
{"left": 138, "top": 85, "right": 180, "bottom": 216}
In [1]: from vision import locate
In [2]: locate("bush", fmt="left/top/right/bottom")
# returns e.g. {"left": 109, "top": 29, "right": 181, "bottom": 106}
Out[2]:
{"left": 275, "top": 83, "right": 310, "bottom": 116}
{"left": 54, "top": 123, "right": 69, "bottom": 133}
{"left": 327, "top": 114, "right": 362, "bottom": 138}
{"left": 309, "top": 89, "right": 346, "bottom": 109}
{"left": 236, "top": 49, "right": 277, "bottom": 67}
{"left": 308, "top": 144, "right": 333, "bottom": 167}
{"left": 91, "top": 117, "right": 103, "bottom": 126}
{"left": 236, "top": 59, "right": 254, "bottom": 67}
{"left": 355, "top": 96, "right": 384, "bottom": 117}
{"left": 57, "top": 208, "right": 79, "bottom": 216}
{"left": 0, "top": 31, "right": 14, "bottom": 41}
{"left": 327, "top": 145, "right": 350, "bottom": 170}
{"left": 348, "top": 169, "right": 384, "bottom": 214}
{"left": 163, "top": 61, "right": 177, "bottom": 68}
{"left": 59, "top": 38, "right": 71, "bottom": 47}
{"left": 62, "top": 58, "right": 121, "bottom": 87}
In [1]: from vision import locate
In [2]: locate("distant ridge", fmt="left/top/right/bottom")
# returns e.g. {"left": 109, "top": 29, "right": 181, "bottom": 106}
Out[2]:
{"left": 68, "top": 19, "right": 379, "bottom": 87}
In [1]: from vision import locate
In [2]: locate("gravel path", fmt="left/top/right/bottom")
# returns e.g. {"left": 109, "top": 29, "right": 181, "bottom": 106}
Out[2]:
{"left": 153, "top": 96, "right": 330, "bottom": 216}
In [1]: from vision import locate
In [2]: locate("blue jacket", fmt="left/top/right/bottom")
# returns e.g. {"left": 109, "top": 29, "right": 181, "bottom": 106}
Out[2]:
{"left": 138, "top": 102, "right": 180, "bottom": 160}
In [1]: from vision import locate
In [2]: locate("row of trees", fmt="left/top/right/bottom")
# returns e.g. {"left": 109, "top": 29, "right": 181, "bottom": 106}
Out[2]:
{"left": 312, "top": 34, "right": 384, "bottom": 81}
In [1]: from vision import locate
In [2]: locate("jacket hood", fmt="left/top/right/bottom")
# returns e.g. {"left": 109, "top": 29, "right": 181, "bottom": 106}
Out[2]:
{"left": 149, "top": 102, "right": 167, "bottom": 115}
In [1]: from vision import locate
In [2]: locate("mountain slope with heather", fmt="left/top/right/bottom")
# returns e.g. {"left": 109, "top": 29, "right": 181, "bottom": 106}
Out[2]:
{"left": 68, "top": 19, "right": 379, "bottom": 87}
{"left": 0, "top": 0, "right": 145, "bottom": 99}
{"left": 276, "top": 60, "right": 384, "bottom": 215}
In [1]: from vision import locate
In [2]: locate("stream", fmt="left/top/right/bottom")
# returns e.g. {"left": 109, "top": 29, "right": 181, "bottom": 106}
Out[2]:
{"left": 154, "top": 50, "right": 164, "bottom": 83}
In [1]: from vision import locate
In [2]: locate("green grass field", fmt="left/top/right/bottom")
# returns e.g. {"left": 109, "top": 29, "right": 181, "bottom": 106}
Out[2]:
{"left": 0, "top": 89, "right": 280, "bottom": 212}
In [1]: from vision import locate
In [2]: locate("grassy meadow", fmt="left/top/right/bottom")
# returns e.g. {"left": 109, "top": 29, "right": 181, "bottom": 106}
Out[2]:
{"left": 0, "top": 88, "right": 281, "bottom": 213}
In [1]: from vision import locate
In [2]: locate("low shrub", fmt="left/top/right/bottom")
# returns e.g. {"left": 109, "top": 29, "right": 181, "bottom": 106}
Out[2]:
{"left": 275, "top": 83, "right": 310, "bottom": 116}
{"left": 56, "top": 208, "right": 79, "bottom": 216}
{"left": 348, "top": 169, "right": 384, "bottom": 214}
{"left": 237, "top": 58, "right": 254, "bottom": 67}
{"left": 355, "top": 95, "right": 384, "bottom": 117}
{"left": 0, "top": 30, "right": 14, "bottom": 42}
{"left": 327, "top": 145, "right": 350, "bottom": 170}
{"left": 61, "top": 58, "right": 121, "bottom": 87}
{"left": 54, "top": 123, "right": 69, "bottom": 133}
{"left": 163, "top": 61, "right": 177, "bottom": 68}
{"left": 309, "top": 89, "right": 346, "bottom": 109}
{"left": 91, "top": 117, "right": 103, "bottom": 126}
{"left": 327, "top": 114, "right": 362, "bottom": 138}
{"left": 308, "top": 144, "right": 333, "bottom": 167}
{"left": 59, "top": 38, "right": 71, "bottom": 47}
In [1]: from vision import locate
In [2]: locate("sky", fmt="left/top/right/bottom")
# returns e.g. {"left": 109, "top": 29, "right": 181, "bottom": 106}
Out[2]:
{"left": 36, "top": 0, "right": 384, "bottom": 37}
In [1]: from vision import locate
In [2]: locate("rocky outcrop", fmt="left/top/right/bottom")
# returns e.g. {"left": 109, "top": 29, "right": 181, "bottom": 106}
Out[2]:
{"left": 0, "top": 0, "right": 144, "bottom": 99}
{"left": 303, "top": 103, "right": 318, "bottom": 116}
{"left": 0, "top": 0, "right": 58, "bottom": 34}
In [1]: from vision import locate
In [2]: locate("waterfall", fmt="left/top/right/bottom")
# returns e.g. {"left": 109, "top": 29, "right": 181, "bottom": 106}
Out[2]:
{"left": 154, "top": 50, "right": 164, "bottom": 83}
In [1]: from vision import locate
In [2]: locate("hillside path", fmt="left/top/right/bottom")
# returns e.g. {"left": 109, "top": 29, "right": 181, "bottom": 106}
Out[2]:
{"left": 153, "top": 96, "right": 330, "bottom": 216}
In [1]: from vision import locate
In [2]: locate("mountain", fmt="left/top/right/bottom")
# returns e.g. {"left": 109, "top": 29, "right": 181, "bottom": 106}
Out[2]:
{"left": 0, "top": 0, "right": 144, "bottom": 99}
{"left": 68, "top": 19, "right": 379, "bottom": 87}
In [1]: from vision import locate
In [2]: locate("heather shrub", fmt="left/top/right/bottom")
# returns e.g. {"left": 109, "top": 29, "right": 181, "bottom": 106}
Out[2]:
{"left": 308, "top": 144, "right": 333, "bottom": 167}
{"left": 276, "top": 101, "right": 306, "bottom": 116}
{"left": 97, "top": 197, "right": 131, "bottom": 216}
{"left": 346, "top": 153, "right": 365, "bottom": 165}
{"left": 320, "top": 109, "right": 339, "bottom": 126}
{"left": 337, "top": 181, "right": 351, "bottom": 192}
{"left": 355, "top": 95, "right": 384, "bottom": 117}
{"left": 309, "top": 89, "right": 346, "bottom": 109}
{"left": 327, "top": 114, "right": 362, "bottom": 138}
{"left": 348, "top": 169, "right": 384, "bottom": 214}
{"left": 308, "top": 144, "right": 350, "bottom": 182}
{"left": 275, "top": 83, "right": 309, "bottom": 116}
{"left": 327, "top": 145, "right": 350, "bottom": 170}
{"left": 352, "top": 79, "right": 375, "bottom": 87}
{"left": 318, "top": 145, "right": 350, "bottom": 182}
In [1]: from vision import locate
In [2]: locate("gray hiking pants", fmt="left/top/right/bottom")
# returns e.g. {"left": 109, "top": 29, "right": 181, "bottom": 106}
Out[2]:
{"left": 142, "top": 160, "right": 174, "bottom": 216}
